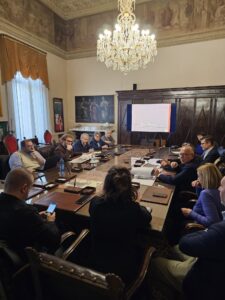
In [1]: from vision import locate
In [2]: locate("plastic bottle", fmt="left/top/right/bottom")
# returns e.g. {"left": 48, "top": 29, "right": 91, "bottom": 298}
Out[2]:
{"left": 58, "top": 158, "right": 65, "bottom": 177}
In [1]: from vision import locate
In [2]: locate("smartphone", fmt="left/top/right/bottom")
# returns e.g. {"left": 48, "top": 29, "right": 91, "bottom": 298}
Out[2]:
{"left": 46, "top": 203, "right": 57, "bottom": 214}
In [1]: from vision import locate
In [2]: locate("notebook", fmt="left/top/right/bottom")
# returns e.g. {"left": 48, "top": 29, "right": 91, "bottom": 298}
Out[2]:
{"left": 33, "top": 191, "right": 92, "bottom": 212}
{"left": 141, "top": 186, "right": 172, "bottom": 205}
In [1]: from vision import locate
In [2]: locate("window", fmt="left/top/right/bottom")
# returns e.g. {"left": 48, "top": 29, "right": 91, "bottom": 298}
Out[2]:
{"left": 7, "top": 72, "right": 50, "bottom": 143}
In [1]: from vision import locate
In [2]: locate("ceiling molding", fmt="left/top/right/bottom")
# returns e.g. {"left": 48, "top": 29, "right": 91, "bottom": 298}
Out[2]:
{"left": 1, "top": 16, "right": 225, "bottom": 61}
{"left": 39, "top": 0, "right": 150, "bottom": 20}
{"left": 0, "top": 17, "right": 66, "bottom": 58}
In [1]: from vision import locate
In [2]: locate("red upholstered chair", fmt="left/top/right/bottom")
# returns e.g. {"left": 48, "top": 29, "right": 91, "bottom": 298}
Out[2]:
{"left": 44, "top": 130, "right": 52, "bottom": 144}
{"left": 3, "top": 134, "right": 18, "bottom": 155}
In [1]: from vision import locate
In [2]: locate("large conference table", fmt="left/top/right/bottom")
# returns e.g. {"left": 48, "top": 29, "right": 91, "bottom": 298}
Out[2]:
{"left": 29, "top": 146, "right": 176, "bottom": 232}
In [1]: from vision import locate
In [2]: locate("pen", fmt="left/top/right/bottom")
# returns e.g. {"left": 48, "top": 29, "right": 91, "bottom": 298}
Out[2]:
{"left": 74, "top": 175, "right": 77, "bottom": 187}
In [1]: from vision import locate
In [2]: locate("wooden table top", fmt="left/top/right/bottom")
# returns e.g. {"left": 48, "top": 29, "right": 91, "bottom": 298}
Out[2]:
{"left": 28, "top": 146, "right": 175, "bottom": 232}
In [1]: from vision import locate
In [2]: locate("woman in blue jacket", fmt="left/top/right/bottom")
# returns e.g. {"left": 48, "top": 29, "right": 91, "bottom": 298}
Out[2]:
{"left": 181, "top": 163, "right": 223, "bottom": 227}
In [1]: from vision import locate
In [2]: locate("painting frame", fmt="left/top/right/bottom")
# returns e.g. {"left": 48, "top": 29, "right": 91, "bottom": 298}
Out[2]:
{"left": 75, "top": 95, "right": 114, "bottom": 123}
{"left": 53, "top": 98, "right": 64, "bottom": 132}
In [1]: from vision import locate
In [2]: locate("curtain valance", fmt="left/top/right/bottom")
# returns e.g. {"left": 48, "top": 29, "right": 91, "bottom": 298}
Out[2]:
{"left": 0, "top": 35, "right": 49, "bottom": 88}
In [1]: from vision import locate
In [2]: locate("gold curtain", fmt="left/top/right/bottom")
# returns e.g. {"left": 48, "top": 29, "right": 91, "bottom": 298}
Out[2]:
{"left": 0, "top": 35, "right": 49, "bottom": 88}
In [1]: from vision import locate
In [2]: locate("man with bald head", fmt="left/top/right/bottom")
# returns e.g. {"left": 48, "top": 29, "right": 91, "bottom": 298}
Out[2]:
{"left": 154, "top": 145, "right": 198, "bottom": 192}
{"left": 0, "top": 168, "right": 60, "bottom": 259}
{"left": 73, "top": 133, "right": 90, "bottom": 153}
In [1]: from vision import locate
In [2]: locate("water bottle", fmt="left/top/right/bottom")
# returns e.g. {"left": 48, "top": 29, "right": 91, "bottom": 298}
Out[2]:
{"left": 59, "top": 158, "right": 65, "bottom": 177}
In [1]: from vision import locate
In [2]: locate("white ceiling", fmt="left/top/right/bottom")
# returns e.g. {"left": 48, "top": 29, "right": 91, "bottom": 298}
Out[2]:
{"left": 39, "top": 0, "right": 150, "bottom": 20}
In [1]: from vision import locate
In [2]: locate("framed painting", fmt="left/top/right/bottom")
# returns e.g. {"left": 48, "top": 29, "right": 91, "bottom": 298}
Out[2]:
{"left": 0, "top": 121, "right": 8, "bottom": 140}
{"left": 75, "top": 95, "right": 114, "bottom": 123}
{"left": 0, "top": 91, "right": 3, "bottom": 117}
{"left": 53, "top": 98, "right": 64, "bottom": 132}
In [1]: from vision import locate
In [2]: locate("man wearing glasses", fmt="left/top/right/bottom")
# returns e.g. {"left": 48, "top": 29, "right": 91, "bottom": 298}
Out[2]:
{"left": 54, "top": 134, "right": 74, "bottom": 161}
{"left": 154, "top": 145, "right": 198, "bottom": 192}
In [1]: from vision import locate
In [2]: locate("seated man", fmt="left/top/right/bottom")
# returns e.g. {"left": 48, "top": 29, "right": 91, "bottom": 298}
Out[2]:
{"left": 0, "top": 168, "right": 61, "bottom": 259}
{"left": 90, "top": 132, "right": 108, "bottom": 151}
{"left": 154, "top": 145, "right": 199, "bottom": 192}
{"left": 9, "top": 139, "right": 46, "bottom": 172}
{"left": 54, "top": 133, "right": 74, "bottom": 161}
{"left": 200, "top": 135, "right": 219, "bottom": 164}
{"left": 150, "top": 176, "right": 225, "bottom": 300}
{"left": 101, "top": 129, "right": 115, "bottom": 146}
{"left": 73, "top": 133, "right": 90, "bottom": 153}
{"left": 191, "top": 136, "right": 220, "bottom": 189}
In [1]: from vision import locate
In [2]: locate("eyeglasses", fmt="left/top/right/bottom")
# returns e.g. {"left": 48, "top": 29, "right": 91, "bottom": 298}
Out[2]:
{"left": 66, "top": 140, "right": 73, "bottom": 143}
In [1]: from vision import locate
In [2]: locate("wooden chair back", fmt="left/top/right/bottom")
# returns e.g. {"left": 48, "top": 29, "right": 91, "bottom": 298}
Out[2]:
{"left": 3, "top": 135, "right": 18, "bottom": 155}
{"left": 26, "top": 247, "right": 125, "bottom": 300}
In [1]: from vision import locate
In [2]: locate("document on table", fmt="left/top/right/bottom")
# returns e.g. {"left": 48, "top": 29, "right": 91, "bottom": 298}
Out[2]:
{"left": 132, "top": 178, "right": 155, "bottom": 187}
{"left": 70, "top": 153, "right": 92, "bottom": 164}
{"left": 65, "top": 178, "right": 102, "bottom": 188}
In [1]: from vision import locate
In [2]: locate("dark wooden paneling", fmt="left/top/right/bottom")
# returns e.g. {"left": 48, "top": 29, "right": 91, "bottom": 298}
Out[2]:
{"left": 117, "top": 86, "right": 225, "bottom": 146}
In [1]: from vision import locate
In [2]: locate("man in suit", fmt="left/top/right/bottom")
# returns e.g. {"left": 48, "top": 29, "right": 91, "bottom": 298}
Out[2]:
{"left": 150, "top": 176, "right": 225, "bottom": 300}
{"left": 9, "top": 139, "right": 46, "bottom": 172}
{"left": 0, "top": 168, "right": 61, "bottom": 259}
{"left": 90, "top": 132, "right": 108, "bottom": 151}
{"left": 154, "top": 145, "right": 198, "bottom": 192}
{"left": 200, "top": 135, "right": 219, "bottom": 164}
{"left": 73, "top": 133, "right": 90, "bottom": 153}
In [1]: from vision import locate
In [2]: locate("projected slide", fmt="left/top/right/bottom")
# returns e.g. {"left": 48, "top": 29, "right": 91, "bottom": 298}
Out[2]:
{"left": 132, "top": 104, "right": 171, "bottom": 132}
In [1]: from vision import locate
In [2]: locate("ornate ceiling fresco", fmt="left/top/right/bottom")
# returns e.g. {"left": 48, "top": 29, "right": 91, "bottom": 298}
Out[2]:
{"left": 38, "top": 0, "right": 149, "bottom": 20}
{"left": 0, "top": 0, "right": 225, "bottom": 59}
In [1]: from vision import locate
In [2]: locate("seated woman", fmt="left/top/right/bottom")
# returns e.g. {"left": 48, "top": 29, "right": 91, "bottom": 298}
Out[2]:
{"left": 89, "top": 166, "right": 152, "bottom": 284}
{"left": 181, "top": 163, "right": 223, "bottom": 227}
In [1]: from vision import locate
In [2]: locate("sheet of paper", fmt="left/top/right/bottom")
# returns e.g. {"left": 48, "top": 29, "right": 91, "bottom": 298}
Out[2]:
{"left": 132, "top": 178, "right": 155, "bottom": 187}
{"left": 148, "top": 158, "right": 161, "bottom": 166}
{"left": 65, "top": 178, "right": 102, "bottom": 188}
{"left": 70, "top": 153, "right": 92, "bottom": 164}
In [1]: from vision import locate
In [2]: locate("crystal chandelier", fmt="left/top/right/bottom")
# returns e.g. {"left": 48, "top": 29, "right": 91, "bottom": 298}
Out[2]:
{"left": 97, "top": 0, "right": 157, "bottom": 74}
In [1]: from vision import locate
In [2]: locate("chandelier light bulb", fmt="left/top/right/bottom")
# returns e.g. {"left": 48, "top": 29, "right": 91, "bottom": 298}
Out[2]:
{"left": 115, "top": 24, "right": 121, "bottom": 31}
{"left": 97, "top": 0, "right": 157, "bottom": 73}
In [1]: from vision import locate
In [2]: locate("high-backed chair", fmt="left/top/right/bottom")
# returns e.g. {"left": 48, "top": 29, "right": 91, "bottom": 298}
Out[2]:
{"left": 0, "top": 155, "right": 10, "bottom": 179}
{"left": 26, "top": 229, "right": 155, "bottom": 300}
{"left": 0, "top": 240, "right": 31, "bottom": 300}
{"left": 3, "top": 134, "right": 18, "bottom": 155}
{"left": 43, "top": 130, "right": 52, "bottom": 144}
{"left": 0, "top": 231, "right": 79, "bottom": 300}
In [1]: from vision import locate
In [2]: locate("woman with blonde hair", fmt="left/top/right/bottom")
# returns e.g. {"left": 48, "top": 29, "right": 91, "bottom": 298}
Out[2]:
{"left": 181, "top": 163, "right": 223, "bottom": 227}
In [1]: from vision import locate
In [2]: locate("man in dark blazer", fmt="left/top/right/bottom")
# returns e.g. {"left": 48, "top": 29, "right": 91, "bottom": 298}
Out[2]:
{"left": 154, "top": 145, "right": 199, "bottom": 192}
{"left": 0, "top": 168, "right": 61, "bottom": 259}
{"left": 90, "top": 132, "right": 108, "bottom": 151}
{"left": 200, "top": 135, "right": 219, "bottom": 164}
{"left": 150, "top": 176, "right": 225, "bottom": 300}
{"left": 73, "top": 133, "right": 90, "bottom": 153}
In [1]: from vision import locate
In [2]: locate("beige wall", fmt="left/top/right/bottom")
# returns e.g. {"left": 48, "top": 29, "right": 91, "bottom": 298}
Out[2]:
{"left": 1, "top": 37, "right": 225, "bottom": 139}
{"left": 47, "top": 52, "right": 67, "bottom": 137}
{"left": 66, "top": 38, "right": 225, "bottom": 132}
